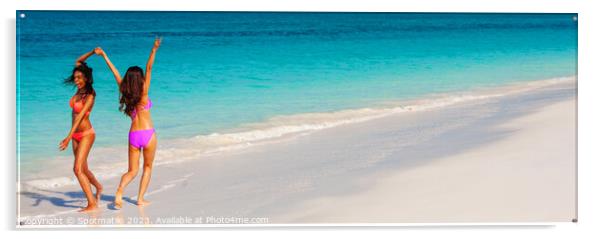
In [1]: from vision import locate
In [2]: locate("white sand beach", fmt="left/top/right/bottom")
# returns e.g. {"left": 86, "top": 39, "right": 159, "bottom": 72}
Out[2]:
{"left": 279, "top": 100, "right": 576, "bottom": 223}
{"left": 17, "top": 77, "right": 577, "bottom": 226}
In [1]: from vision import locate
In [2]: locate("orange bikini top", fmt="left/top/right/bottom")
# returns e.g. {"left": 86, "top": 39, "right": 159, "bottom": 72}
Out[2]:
{"left": 70, "top": 94, "right": 91, "bottom": 116}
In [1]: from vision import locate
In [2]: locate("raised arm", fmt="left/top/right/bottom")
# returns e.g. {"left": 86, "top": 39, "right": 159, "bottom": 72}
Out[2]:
{"left": 143, "top": 37, "right": 161, "bottom": 95}
{"left": 75, "top": 49, "right": 95, "bottom": 66}
{"left": 59, "top": 95, "right": 95, "bottom": 151}
{"left": 95, "top": 47, "right": 122, "bottom": 86}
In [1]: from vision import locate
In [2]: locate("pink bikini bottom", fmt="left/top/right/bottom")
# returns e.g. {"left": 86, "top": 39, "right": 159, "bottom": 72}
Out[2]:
{"left": 129, "top": 129, "right": 155, "bottom": 149}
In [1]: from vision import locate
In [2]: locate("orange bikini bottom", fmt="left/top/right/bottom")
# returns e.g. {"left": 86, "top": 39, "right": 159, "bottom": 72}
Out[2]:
{"left": 72, "top": 128, "right": 95, "bottom": 142}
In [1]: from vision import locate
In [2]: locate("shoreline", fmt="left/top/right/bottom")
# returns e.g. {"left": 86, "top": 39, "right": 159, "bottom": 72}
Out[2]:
{"left": 276, "top": 100, "right": 576, "bottom": 223}
{"left": 19, "top": 76, "right": 576, "bottom": 191}
{"left": 18, "top": 76, "right": 576, "bottom": 224}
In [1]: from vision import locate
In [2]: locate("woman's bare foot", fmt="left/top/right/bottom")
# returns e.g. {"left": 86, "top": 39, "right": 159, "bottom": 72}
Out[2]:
{"left": 114, "top": 191, "right": 123, "bottom": 209}
{"left": 78, "top": 204, "right": 98, "bottom": 213}
{"left": 95, "top": 185, "right": 103, "bottom": 202}
{"left": 137, "top": 198, "right": 151, "bottom": 206}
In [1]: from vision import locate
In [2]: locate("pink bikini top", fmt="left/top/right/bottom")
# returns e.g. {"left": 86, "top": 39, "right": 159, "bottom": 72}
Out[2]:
{"left": 70, "top": 94, "right": 90, "bottom": 116}
{"left": 131, "top": 99, "right": 152, "bottom": 119}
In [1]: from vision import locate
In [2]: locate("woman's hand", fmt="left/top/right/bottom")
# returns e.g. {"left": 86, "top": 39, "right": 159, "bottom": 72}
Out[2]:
{"left": 153, "top": 37, "right": 161, "bottom": 50}
{"left": 59, "top": 137, "right": 70, "bottom": 151}
{"left": 94, "top": 47, "right": 104, "bottom": 56}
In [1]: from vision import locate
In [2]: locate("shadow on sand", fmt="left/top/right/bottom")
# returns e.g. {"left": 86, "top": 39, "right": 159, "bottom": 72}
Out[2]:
{"left": 20, "top": 189, "right": 138, "bottom": 210}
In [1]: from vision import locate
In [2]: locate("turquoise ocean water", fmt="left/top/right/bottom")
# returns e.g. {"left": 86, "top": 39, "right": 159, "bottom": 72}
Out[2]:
{"left": 17, "top": 12, "right": 577, "bottom": 180}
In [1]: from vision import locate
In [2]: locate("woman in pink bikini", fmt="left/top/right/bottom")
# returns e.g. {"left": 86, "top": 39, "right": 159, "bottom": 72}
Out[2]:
{"left": 96, "top": 38, "right": 161, "bottom": 208}
{"left": 59, "top": 50, "right": 104, "bottom": 212}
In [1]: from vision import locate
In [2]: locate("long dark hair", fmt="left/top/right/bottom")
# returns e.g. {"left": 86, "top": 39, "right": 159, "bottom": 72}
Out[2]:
{"left": 119, "top": 66, "right": 145, "bottom": 117}
{"left": 64, "top": 61, "right": 96, "bottom": 96}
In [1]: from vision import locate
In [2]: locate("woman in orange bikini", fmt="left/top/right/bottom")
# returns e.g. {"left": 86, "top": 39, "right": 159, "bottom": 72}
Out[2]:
{"left": 58, "top": 50, "right": 103, "bottom": 212}
{"left": 96, "top": 38, "right": 161, "bottom": 208}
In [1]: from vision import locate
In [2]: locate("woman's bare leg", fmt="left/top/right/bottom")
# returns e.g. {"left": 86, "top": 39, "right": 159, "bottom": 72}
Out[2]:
{"left": 137, "top": 133, "right": 157, "bottom": 206}
{"left": 114, "top": 144, "right": 140, "bottom": 209}
{"left": 74, "top": 137, "right": 103, "bottom": 205}
{"left": 83, "top": 159, "right": 103, "bottom": 202}
{"left": 73, "top": 134, "right": 97, "bottom": 212}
